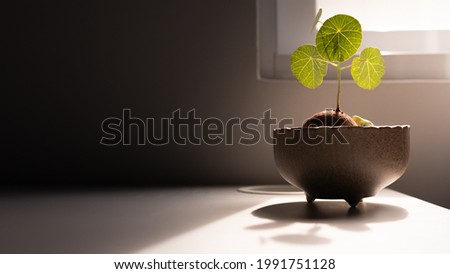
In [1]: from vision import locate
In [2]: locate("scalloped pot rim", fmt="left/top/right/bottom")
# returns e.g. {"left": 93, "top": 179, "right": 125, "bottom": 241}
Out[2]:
{"left": 274, "top": 125, "right": 410, "bottom": 131}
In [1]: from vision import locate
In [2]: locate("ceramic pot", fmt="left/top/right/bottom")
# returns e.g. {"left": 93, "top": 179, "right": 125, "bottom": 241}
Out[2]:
{"left": 273, "top": 126, "right": 410, "bottom": 207}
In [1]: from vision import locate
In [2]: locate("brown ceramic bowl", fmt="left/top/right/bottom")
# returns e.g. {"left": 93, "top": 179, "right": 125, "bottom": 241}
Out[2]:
{"left": 273, "top": 126, "right": 410, "bottom": 207}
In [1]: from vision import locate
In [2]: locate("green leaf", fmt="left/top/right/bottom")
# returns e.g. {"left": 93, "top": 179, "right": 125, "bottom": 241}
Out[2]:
{"left": 351, "top": 47, "right": 385, "bottom": 90}
{"left": 316, "top": 14, "right": 362, "bottom": 62}
{"left": 290, "top": 45, "right": 328, "bottom": 89}
{"left": 311, "top": 8, "right": 322, "bottom": 33}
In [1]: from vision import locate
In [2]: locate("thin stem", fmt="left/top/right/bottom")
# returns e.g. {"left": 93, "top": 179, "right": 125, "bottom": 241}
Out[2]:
{"left": 336, "top": 62, "right": 341, "bottom": 112}
{"left": 340, "top": 64, "right": 352, "bottom": 70}
{"left": 317, "top": 59, "right": 338, "bottom": 67}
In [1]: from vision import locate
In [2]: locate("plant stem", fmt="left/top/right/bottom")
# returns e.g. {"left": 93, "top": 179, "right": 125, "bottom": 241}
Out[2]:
{"left": 340, "top": 64, "right": 352, "bottom": 70}
{"left": 336, "top": 62, "right": 341, "bottom": 112}
{"left": 318, "top": 59, "right": 338, "bottom": 67}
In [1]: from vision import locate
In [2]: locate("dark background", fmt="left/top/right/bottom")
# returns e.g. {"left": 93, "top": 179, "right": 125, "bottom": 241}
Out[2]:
{"left": 4, "top": 0, "right": 282, "bottom": 187}
{"left": 4, "top": 0, "right": 450, "bottom": 209}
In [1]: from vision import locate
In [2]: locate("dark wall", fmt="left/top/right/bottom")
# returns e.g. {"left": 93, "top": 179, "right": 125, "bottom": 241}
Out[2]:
{"left": 5, "top": 0, "right": 283, "bottom": 186}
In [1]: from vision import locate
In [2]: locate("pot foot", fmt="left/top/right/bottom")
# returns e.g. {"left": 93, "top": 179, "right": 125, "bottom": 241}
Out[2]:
{"left": 306, "top": 194, "right": 316, "bottom": 203}
{"left": 345, "top": 197, "right": 362, "bottom": 208}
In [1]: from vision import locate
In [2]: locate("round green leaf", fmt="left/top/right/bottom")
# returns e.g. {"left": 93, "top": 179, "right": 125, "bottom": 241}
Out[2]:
{"left": 290, "top": 45, "right": 328, "bottom": 89}
{"left": 351, "top": 47, "right": 385, "bottom": 90}
{"left": 316, "top": 14, "right": 362, "bottom": 62}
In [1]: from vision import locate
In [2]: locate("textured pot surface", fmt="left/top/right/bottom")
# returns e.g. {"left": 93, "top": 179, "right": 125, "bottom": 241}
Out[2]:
{"left": 273, "top": 126, "right": 410, "bottom": 207}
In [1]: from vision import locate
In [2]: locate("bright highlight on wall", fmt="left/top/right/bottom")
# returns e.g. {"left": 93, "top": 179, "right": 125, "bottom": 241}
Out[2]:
{"left": 317, "top": 0, "right": 450, "bottom": 31}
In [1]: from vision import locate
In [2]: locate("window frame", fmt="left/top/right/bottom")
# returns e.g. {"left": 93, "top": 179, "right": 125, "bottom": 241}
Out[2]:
{"left": 256, "top": 0, "right": 450, "bottom": 83}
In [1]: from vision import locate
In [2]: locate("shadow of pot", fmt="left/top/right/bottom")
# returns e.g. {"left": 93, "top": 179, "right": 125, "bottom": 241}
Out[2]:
{"left": 273, "top": 126, "right": 410, "bottom": 207}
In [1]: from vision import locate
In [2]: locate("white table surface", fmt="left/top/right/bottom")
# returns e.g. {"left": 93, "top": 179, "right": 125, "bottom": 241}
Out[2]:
{"left": 1, "top": 186, "right": 449, "bottom": 253}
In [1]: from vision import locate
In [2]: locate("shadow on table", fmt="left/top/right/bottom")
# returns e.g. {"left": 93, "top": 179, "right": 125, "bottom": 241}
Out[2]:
{"left": 0, "top": 186, "right": 268, "bottom": 253}
{"left": 250, "top": 201, "right": 408, "bottom": 245}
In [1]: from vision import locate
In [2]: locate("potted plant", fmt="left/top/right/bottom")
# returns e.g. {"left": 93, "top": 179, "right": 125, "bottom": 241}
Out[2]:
{"left": 273, "top": 10, "right": 410, "bottom": 207}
